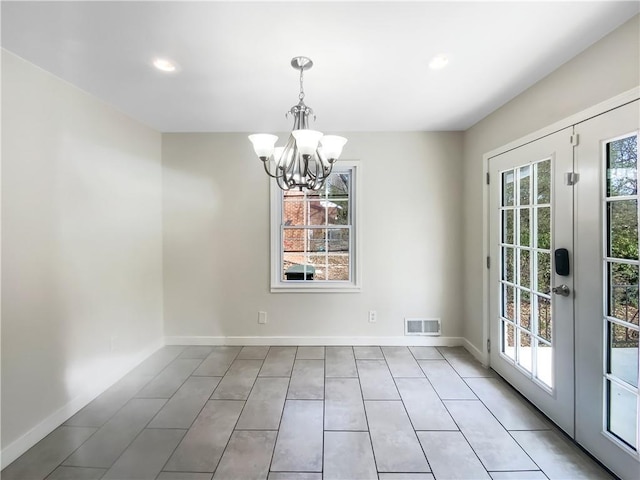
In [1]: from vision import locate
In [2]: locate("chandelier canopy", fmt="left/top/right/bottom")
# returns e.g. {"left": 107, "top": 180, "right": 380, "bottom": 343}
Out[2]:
{"left": 249, "top": 57, "right": 347, "bottom": 191}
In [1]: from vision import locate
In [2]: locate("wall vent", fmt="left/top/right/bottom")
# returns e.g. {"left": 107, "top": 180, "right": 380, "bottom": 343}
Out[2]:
{"left": 405, "top": 318, "right": 441, "bottom": 336}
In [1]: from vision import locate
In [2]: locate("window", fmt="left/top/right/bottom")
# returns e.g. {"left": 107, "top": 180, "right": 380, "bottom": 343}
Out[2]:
{"left": 270, "top": 162, "right": 360, "bottom": 292}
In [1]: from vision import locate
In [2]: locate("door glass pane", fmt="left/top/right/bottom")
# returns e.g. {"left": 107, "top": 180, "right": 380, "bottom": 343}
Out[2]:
{"left": 503, "top": 170, "right": 515, "bottom": 206}
{"left": 608, "top": 321, "right": 638, "bottom": 387}
{"left": 519, "top": 250, "right": 530, "bottom": 289}
{"left": 537, "top": 295, "right": 552, "bottom": 342}
{"left": 503, "top": 247, "right": 514, "bottom": 283}
{"left": 520, "top": 208, "right": 531, "bottom": 246}
{"left": 536, "top": 207, "right": 551, "bottom": 249}
{"left": 503, "top": 321, "right": 516, "bottom": 361}
{"left": 607, "top": 135, "right": 637, "bottom": 197}
{"left": 503, "top": 210, "right": 514, "bottom": 244}
{"left": 607, "top": 200, "right": 638, "bottom": 260}
{"left": 536, "top": 159, "right": 551, "bottom": 204}
{"left": 503, "top": 284, "right": 515, "bottom": 321}
{"left": 519, "top": 330, "right": 532, "bottom": 373}
{"left": 608, "top": 380, "right": 638, "bottom": 448}
{"left": 536, "top": 340, "right": 552, "bottom": 388}
{"left": 519, "top": 166, "right": 531, "bottom": 206}
{"left": 519, "top": 290, "right": 531, "bottom": 331}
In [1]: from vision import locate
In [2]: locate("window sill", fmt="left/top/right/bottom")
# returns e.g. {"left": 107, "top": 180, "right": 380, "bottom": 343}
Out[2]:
{"left": 270, "top": 282, "right": 361, "bottom": 293}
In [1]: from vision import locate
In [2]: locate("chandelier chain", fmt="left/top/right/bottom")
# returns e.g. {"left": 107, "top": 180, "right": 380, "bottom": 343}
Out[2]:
{"left": 299, "top": 67, "right": 305, "bottom": 101}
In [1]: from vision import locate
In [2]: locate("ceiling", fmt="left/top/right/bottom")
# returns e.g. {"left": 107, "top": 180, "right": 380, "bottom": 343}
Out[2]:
{"left": 2, "top": 1, "right": 638, "bottom": 133}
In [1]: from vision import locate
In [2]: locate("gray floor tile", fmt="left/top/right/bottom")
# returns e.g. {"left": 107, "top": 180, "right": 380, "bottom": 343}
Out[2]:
{"left": 236, "top": 377, "right": 289, "bottom": 430}
{"left": 178, "top": 346, "right": 214, "bottom": 359}
{"left": 445, "top": 400, "right": 537, "bottom": 471}
{"left": 65, "top": 373, "right": 154, "bottom": 427}
{"left": 365, "top": 401, "right": 430, "bottom": 473}
{"left": 409, "top": 346, "right": 443, "bottom": 360}
{"left": 418, "top": 360, "right": 477, "bottom": 399}
{"left": 395, "top": 378, "right": 457, "bottom": 430}
{"left": 511, "top": 430, "right": 613, "bottom": 480}
{"left": 1, "top": 427, "right": 97, "bottom": 480}
{"left": 271, "top": 400, "right": 323, "bottom": 472}
{"left": 268, "top": 474, "right": 322, "bottom": 480}
{"left": 164, "top": 400, "right": 244, "bottom": 472}
{"left": 382, "top": 347, "right": 424, "bottom": 377}
{"left": 148, "top": 376, "right": 220, "bottom": 428}
{"left": 63, "top": 399, "right": 165, "bottom": 468}
{"left": 378, "top": 475, "right": 435, "bottom": 480}
{"left": 130, "top": 346, "right": 186, "bottom": 376}
{"left": 296, "top": 346, "right": 325, "bottom": 359}
{"left": 157, "top": 473, "right": 213, "bottom": 480}
{"left": 237, "top": 346, "right": 270, "bottom": 360}
{"left": 465, "top": 377, "right": 550, "bottom": 430}
{"left": 259, "top": 346, "right": 297, "bottom": 376}
{"left": 45, "top": 466, "right": 106, "bottom": 480}
{"left": 136, "top": 359, "right": 202, "bottom": 398}
{"left": 324, "top": 378, "right": 368, "bottom": 431}
{"left": 353, "top": 346, "right": 384, "bottom": 359}
{"left": 323, "top": 431, "right": 377, "bottom": 480}
{"left": 326, "top": 346, "right": 358, "bottom": 377}
{"left": 438, "top": 347, "right": 493, "bottom": 377}
{"left": 489, "top": 472, "right": 547, "bottom": 480}
{"left": 192, "top": 346, "right": 241, "bottom": 376}
{"left": 212, "top": 431, "right": 277, "bottom": 480}
{"left": 102, "top": 428, "right": 185, "bottom": 480}
{"left": 288, "top": 359, "right": 324, "bottom": 399}
{"left": 417, "top": 431, "right": 490, "bottom": 479}
{"left": 356, "top": 360, "right": 400, "bottom": 400}
{"left": 211, "top": 359, "right": 262, "bottom": 400}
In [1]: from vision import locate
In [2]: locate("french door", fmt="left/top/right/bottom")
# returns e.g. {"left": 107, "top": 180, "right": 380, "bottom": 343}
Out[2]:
{"left": 489, "top": 127, "right": 575, "bottom": 435}
{"left": 489, "top": 100, "right": 640, "bottom": 479}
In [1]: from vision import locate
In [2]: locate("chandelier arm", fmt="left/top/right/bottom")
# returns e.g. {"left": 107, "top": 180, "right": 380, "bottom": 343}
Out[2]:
{"left": 261, "top": 160, "right": 280, "bottom": 179}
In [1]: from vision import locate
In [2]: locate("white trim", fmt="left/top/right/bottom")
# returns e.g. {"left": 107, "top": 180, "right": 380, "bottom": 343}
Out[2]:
{"left": 164, "top": 335, "right": 466, "bottom": 347}
{"left": 270, "top": 160, "right": 362, "bottom": 293}
{"left": 0, "top": 340, "right": 164, "bottom": 469}
{"left": 481, "top": 86, "right": 640, "bottom": 368}
{"left": 464, "top": 337, "right": 489, "bottom": 366}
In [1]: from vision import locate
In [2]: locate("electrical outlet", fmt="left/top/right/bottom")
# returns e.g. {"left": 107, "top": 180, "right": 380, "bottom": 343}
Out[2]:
{"left": 258, "top": 311, "right": 267, "bottom": 324}
{"left": 368, "top": 310, "right": 377, "bottom": 323}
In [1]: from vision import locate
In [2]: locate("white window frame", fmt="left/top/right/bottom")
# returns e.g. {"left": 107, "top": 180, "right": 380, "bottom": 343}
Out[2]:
{"left": 270, "top": 160, "right": 361, "bottom": 293}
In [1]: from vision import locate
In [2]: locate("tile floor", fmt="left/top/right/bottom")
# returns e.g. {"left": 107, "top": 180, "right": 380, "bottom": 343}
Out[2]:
{"left": 2, "top": 345, "right": 614, "bottom": 480}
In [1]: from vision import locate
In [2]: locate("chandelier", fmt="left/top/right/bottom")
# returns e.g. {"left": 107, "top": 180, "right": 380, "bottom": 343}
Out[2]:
{"left": 249, "top": 57, "right": 347, "bottom": 191}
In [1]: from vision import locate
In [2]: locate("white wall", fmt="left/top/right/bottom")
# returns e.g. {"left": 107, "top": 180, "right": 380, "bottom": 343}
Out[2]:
{"left": 1, "top": 51, "right": 164, "bottom": 459}
{"left": 462, "top": 15, "right": 640, "bottom": 351}
{"left": 163, "top": 132, "right": 463, "bottom": 342}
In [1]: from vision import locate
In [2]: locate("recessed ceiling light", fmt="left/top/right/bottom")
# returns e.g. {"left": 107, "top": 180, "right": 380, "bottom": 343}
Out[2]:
{"left": 153, "top": 58, "right": 178, "bottom": 73}
{"left": 429, "top": 54, "right": 449, "bottom": 70}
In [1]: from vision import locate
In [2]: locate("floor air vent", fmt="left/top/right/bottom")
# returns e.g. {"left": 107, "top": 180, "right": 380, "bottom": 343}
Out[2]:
{"left": 405, "top": 318, "right": 441, "bottom": 336}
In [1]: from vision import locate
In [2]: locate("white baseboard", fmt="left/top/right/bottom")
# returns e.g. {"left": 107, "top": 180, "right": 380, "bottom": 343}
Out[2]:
{"left": 0, "top": 339, "right": 164, "bottom": 469}
{"left": 464, "top": 337, "right": 489, "bottom": 366}
{"left": 164, "top": 335, "right": 465, "bottom": 347}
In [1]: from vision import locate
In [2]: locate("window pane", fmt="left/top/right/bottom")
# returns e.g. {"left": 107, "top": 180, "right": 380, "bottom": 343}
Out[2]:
{"left": 502, "top": 210, "right": 514, "bottom": 244}
{"left": 537, "top": 295, "right": 552, "bottom": 342}
{"left": 608, "top": 262, "right": 639, "bottom": 326}
{"left": 283, "top": 200, "right": 306, "bottom": 226}
{"left": 519, "top": 249, "right": 530, "bottom": 289}
{"left": 282, "top": 253, "right": 315, "bottom": 281}
{"left": 326, "top": 173, "right": 350, "bottom": 199}
{"left": 328, "top": 228, "right": 350, "bottom": 252}
{"left": 309, "top": 254, "right": 327, "bottom": 280}
{"left": 327, "top": 253, "right": 350, "bottom": 281}
{"left": 519, "top": 290, "right": 531, "bottom": 331}
{"left": 607, "top": 135, "right": 638, "bottom": 197}
{"left": 519, "top": 166, "right": 531, "bottom": 206}
{"left": 502, "top": 170, "right": 515, "bottom": 207}
{"left": 536, "top": 207, "right": 551, "bottom": 249}
{"left": 283, "top": 228, "right": 305, "bottom": 253}
{"left": 308, "top": 229, "right": 326, "bottom": 252}
{"left": 519, "top": 208, "right": 531, "bottom": 246}
{"left": 609, "top": 321, "right": 638, "bottom": 387}
{"left": 608, "top": 380, "right": 638, "bottom": 448}
{"left": 503, "top": 321, "right": 516, "bottom": 361}
{"left": 536, "top": 251, "right": 551, "bottom": 294}
{"left": 607, "top": 200, "right": 638, "bottom": 260}
{"left": 328, "top": 200, "right": 349, "bottom": 225}
{"left": 536, "top": 340, "right": 552, "bottom": 388}
{"left": 519, "top": 330, "right": 532, "bottom": 373}
{"left": 308, "top": 200, "right": 327, "bottom": 225}
{"left": 536, "top": 160, "right": 551, "bottom": 204}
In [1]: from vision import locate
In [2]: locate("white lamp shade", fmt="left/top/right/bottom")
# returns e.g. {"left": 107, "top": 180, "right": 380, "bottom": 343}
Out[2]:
{"left": 320, "top": 135, "right": 347, "bottom": 160}
{"left": 248, "top": 134, "right": 278, "bottom": 158}
{"left": 292, "top": 129, "right": 323, "bottom": 156}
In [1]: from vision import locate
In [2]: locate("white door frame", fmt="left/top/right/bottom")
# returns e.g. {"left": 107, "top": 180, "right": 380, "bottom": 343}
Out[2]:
{"left": 480, "top": 86, "right": 640, "bottom": 367}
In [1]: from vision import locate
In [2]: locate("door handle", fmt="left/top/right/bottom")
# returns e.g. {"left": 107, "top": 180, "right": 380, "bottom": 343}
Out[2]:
{"left": 552, "top": 284, "right": 571, "bottom": 297}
